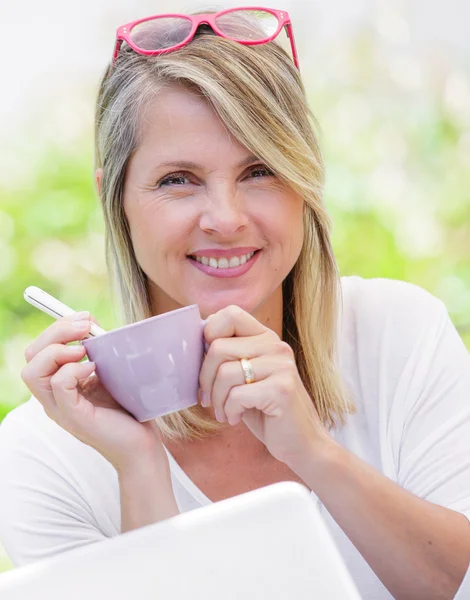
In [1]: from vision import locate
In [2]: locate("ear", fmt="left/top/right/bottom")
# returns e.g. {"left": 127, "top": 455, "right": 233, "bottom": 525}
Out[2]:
{"left": 95, "top": 168, "right": 103, "bottom": 196}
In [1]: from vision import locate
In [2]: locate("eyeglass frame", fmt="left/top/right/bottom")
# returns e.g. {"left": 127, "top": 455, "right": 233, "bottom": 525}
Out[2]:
{"left": 112, "top": 6, "right": 300, "bottom": 69}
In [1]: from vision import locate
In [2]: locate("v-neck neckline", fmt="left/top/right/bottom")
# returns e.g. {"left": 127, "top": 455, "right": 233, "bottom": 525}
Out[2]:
{"left": 163, "top": 445, "right": 323, "bottom": 511}
{"left": 164, "top": 445, "right": 213, "bottom": 506}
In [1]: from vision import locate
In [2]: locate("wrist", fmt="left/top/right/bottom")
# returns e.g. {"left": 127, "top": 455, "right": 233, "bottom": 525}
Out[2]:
{"left": 115, "top": 431, "right": 168, "bottom": 479}
{"left": 286, "top": 431, "right": 343, "bottom": 482}
{"left": 116, "top": 450, "right": 169, "bottom": 479}
{"left": 117, "top": 446, "right": 179, "bottom": 532}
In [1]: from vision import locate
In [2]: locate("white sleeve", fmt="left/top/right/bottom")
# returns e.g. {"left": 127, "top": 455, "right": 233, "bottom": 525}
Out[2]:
{"left": 347, "top": 278, "right": 470, "bottom": 596}
{"left": 455, "top": 566, "right": 470, "bottom": 600}
{"left": 385, "top": 290, "right": 470, "bottom": 521}
{"left": 392, "top": 300, "right": 470, "bottom": 595}
{"left": 0, "top": 402, "right": 120, "bottom": 566}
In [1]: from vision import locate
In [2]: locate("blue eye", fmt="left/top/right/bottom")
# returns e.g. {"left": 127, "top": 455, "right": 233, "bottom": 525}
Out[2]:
{"left": 248, "top": 165, "right": 274, "bottom": 178}
{"left": 159, "top": 173, "right": 190, "bottom": 186}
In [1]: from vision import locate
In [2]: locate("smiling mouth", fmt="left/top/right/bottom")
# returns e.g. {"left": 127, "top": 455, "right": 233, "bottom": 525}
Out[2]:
{"left": 187, "top": 250, "right": 260, "bottom": 269}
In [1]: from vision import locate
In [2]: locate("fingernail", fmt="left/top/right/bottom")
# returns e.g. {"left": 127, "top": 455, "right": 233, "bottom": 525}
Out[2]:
{"left": 72, "top": 311, "right": 90, "bottom": 321}
{"left": 73, "top": 320, "right": 90, "bottom": 330}
{"left": 215, "top": 409, "right": 224, "bottom": 422}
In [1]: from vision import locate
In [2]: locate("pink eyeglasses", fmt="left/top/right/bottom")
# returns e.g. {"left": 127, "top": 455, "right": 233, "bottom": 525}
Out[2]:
{"left": 112, "top": 7, "right": 299, "bottom": 69}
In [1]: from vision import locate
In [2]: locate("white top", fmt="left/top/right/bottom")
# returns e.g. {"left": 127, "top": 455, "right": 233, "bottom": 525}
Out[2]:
{"left": 1, "top": 276, "right": 469, "bottom": 599}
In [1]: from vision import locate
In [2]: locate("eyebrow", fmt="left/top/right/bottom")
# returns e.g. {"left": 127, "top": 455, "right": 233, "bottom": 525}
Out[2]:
{"left": 155, "top": 154, "right": 261, "bottom": 171}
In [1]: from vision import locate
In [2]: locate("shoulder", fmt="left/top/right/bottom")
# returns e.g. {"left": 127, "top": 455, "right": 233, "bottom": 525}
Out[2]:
{"left": 0, "top": 397, "right": 54, "bottom": 453}
{"left": 1, "top": 395, "right": 49, "bottom": 434}
{"left": 0, "top": 396, "right": 117, "bottom": 488}
{"left": 0, "top": 397, "right": 120, "bottom": 566}
{"left": 2, "top": 396, "right": 81, "bottom": 456}
{"left": 337, "top": 276, "right": 455, "bottom": 397}
{"left": 339, "top": 276, "right": 448, "bottom": 340}
{"left": 0, "top": 397, "right": 119, "bottom": 528}
{"left": 0, "top": 398, "right": 120, "bottom": 565}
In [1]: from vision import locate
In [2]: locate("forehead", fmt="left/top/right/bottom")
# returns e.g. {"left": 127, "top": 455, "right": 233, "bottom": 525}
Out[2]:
{"left": 134, "top": 84, "right": 245, "bottom": 162}
{"left": 141, "top": 84, "right": 211, "bottom": 126}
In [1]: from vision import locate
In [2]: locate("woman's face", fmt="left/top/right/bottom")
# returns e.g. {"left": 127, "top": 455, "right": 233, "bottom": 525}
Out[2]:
{"left": 122, "top": 84, "right": 304, "bottom": 319}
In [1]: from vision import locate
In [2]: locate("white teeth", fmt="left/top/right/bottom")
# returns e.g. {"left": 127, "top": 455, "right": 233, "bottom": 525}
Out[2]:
{"left": 229, "top": 256, "right": 240, "bottom": 267}
{"left": 193, "top": 251, "right": 256, "bottom": 269}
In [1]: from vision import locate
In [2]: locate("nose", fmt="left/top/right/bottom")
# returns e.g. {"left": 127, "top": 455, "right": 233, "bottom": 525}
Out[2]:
{"left": 199, "top": 187, "right": 249, "bottom": 236}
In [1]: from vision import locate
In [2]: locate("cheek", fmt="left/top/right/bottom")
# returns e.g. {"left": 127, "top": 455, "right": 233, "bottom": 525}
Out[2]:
{"left": 263, "top": 195, "right": 304, "bottom": 246}
{"left": 125, "top": 200, "right": 193, "bottom": 266}
{"left": 278, "top": 199, "right": 304, "bottom": 261}
{"left": 288, "top": 196, "right": 305, "bottom": 231}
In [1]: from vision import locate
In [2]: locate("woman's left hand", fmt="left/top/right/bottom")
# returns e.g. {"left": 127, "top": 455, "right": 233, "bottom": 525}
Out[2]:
{"left": 199, "top": 305, "right": 331, "bottom": 467}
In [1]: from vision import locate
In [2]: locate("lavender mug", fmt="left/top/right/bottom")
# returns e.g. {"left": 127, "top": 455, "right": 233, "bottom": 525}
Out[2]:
{"left": 82, "top": 305, "right": 207, "bottom": 422}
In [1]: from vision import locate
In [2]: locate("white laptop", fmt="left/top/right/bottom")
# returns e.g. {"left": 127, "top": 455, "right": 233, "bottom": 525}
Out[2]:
{"left": 0, "top": 481, "right": 361, "bottom": 599}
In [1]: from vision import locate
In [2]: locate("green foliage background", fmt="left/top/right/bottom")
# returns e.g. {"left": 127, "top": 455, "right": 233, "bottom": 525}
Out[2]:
{"left": 0, "top": 23, "right": 469, "bottom": 573}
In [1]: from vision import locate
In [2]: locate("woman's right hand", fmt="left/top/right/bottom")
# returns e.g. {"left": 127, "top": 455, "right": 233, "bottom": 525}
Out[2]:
{"left": 21, "top": 312, "right": 165, "bottom": 473}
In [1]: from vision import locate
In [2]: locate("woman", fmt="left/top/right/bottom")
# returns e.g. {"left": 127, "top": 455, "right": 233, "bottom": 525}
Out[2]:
{"left": 1, "top": 7, "right": 469, "bottom": 599}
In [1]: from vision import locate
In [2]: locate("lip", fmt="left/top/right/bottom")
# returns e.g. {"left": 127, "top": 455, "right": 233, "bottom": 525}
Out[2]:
{"left": 187, "top": 249, "right": 261, "bottom": 278}
{"left": 188, "top": 247, "right": 260, "bottom": 259}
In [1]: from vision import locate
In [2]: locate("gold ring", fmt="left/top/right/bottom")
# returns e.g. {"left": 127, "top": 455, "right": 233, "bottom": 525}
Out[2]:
{"left": 240, "top": 358, "right": 255, "bottom": 384}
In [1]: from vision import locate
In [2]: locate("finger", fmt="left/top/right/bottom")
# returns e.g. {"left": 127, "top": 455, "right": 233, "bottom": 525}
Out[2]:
{"left": 21, "top": 344, "right": 87, "bottom": 414}
{"left": 24, "top": 313, "right": 91, "bottom": 363}
{"left": 199, "top": 335, "right": 287, "bottom": 407}
{"left": 69, "top": 311, "right": 101, "bottom": 328}
{"left": 199, "top": 335, "right": 266, "bottom": 404}
{"left": 50, "top": 361, "right": 97, "bottom": 425}
{"left": 204, "top": 305, "right": 271, "bottom": 345}
{"left": 210, "top": 355, "right": 282, "bottom": 420}
{"left": 223, "top": 377, "right": 286, "bottom": 426}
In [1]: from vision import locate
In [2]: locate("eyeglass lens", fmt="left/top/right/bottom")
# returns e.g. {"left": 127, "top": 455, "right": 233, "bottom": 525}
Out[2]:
{"left": 128, "top": 9, "right": 280, "bottom": 51}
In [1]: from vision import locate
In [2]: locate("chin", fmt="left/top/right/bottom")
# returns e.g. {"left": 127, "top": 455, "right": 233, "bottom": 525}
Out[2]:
{"left": 196, "top": 296, "right": 259, "bottom": 319}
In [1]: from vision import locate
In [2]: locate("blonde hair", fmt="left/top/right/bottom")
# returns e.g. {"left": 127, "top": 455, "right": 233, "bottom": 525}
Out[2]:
{"left": 95, "top": 15, "right": 353, "bottom": 441}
